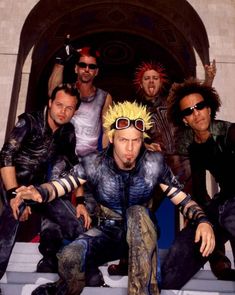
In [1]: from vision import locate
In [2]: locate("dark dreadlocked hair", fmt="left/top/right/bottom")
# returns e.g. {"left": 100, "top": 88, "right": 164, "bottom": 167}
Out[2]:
{"left": 167, "top": 78, "right": 221, "bottom": 127}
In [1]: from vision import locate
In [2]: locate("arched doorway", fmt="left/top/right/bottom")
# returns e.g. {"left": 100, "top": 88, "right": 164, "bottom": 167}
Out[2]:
{"left": 7, "top": 0, "right": 210, "bottom": 134}
{"left": 6, "top": 0, "right": 211, "bottom": 247}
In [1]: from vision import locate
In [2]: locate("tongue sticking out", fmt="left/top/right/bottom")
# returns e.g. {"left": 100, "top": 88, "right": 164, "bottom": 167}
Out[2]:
{"left": 149, "top": 87, "right": 155, "bottom": 96}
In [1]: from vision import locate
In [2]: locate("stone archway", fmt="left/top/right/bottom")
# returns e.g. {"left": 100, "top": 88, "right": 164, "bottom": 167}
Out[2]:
{"left": 7, "top": 0, "right": 210, "bottom": 134}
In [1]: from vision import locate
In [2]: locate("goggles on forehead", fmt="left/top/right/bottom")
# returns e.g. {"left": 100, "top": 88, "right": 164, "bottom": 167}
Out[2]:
{"left": 181, "top": 100, "right": 207, "bottom": 117}
{"left": 111, "top": 117, "right": 145, "bottom": 132}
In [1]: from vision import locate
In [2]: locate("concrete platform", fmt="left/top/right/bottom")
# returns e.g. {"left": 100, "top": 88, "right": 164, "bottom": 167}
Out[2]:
{"left": 0, "top": 242, "right": 234, "bottom": 295}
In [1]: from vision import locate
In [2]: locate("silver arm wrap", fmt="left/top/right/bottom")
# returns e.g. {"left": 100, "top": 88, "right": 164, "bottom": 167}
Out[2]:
{"left": 45, "top": 172, "right": 81, "bottom": 199}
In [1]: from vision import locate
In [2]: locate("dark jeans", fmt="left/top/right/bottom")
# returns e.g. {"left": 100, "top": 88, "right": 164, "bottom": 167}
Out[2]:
{"left": 0, "top": 198, "right": 85, "bottom": 279}
{"left": 161, "top": 196, "right": 235, "bottom": 289}
{"left": 39, "top": 197, "right": 86, "bottom": 255}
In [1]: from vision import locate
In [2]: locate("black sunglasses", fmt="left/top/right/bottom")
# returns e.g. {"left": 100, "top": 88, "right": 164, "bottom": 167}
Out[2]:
{"left": 111, "top": 117, "right": 145, "bottom": 132}
{"left": 77, "top": 62, "right": 98, "bottom": 70}
{"left": 181, "top": 101, "right": 207, "bottom": 117}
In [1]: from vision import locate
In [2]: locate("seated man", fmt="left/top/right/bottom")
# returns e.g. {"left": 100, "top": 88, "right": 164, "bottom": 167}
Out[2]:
{"left": 161, "top": 78, "right": 235, "bottom": 288}
{"left": 0, "top": 84, "right": 90, "bottom": 278}
{"left": 15, "top": 101, "right": 215, "bottom": 295}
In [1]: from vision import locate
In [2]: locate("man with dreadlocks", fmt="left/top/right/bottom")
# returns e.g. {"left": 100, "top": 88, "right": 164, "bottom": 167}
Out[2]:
{"left": 14, "top": 101, "right": 214, "bottom": 295}
{"left": 160, "top": 78, "right": 235, "bottom": 286}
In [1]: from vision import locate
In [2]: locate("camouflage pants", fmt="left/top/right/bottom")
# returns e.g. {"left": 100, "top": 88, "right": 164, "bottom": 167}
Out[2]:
{"left": 57, "top": 219, "right": 127, "bottom": 294}
{"left": 57, "top": 205, "right": 159, "bottom": 295}
{"left": 57, "top": 241, "right": 87, "bottom": 295}
{"left": 127, "top": 205, "right": 159, "bottom": 295}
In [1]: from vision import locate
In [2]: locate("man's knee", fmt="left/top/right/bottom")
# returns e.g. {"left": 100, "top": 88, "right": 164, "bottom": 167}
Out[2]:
{"left": 57, "top": 241, "right": 87, "bottom": 294}
{"left": 58, "top": 241, "right": 87, "bottom": 280}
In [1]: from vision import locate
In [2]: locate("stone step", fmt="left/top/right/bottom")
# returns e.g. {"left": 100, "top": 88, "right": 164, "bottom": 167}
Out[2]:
{"left": 0, "top": 242, "right": 234, "bottom": 295}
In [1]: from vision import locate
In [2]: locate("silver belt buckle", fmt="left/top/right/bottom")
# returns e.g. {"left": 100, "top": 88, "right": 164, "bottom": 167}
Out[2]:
{"left": 108, "top": 219, "right": 115, "bottom": 226}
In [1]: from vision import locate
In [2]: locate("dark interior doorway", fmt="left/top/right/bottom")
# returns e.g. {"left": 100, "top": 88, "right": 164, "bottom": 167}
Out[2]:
{"left": 8, "top": 0, "right": 210, "bottom": 134}
{"left": 33, "top": 31, "right": 186, "bottom": 111}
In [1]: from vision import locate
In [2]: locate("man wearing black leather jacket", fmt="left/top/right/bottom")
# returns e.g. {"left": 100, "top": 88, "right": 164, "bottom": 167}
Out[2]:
{"left": 0, "top": 83, "right": 86, "bottom": 277}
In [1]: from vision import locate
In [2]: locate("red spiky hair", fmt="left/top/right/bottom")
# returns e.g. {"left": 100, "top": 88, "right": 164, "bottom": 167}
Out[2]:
{"left": 133, "top": 61, "right": 168, "bottom": 95}
{"left": 79, "top": 47, "right": 100, "bottom": 58}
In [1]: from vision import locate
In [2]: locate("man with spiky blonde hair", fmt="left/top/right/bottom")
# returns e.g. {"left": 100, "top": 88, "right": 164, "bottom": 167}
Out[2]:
{"left": 15, "top": 101, "right": 214, "bottom": 295}
{"left": 103, "top": 100, "right": 152, "bottom": 138}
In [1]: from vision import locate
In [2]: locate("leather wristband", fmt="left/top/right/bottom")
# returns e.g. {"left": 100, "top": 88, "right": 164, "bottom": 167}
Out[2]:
{"left": 197, "top": 216, "right": 213, "bottom": 227}
{"left": 76, "top": 196, "right": 85, "bottom": 206}
{"left": 6, "top": 187, "right": 18, "bottom": 200}
{"left": 34, "top": 185, "right": 50, "bottom": 202}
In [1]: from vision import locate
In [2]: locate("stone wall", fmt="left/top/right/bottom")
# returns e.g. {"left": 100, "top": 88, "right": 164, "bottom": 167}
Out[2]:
{"left": 189, "top": 0, "right": 235, "bottom": 122}
{"left": 0, "top": 0, "right": 38, "bottom": 148}
{"left": 0, "top": 0, "right": 235, "bottom": 149}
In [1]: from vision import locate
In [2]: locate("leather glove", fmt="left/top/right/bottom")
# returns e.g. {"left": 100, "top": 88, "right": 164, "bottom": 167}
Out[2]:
{"left": 55, "top": 36, "right": 78, "bottom": 65}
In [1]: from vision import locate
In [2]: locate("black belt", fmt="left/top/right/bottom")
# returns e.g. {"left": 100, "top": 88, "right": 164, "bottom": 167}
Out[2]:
{"left": 92, "top": 216, "right": 124, "bottom": 227}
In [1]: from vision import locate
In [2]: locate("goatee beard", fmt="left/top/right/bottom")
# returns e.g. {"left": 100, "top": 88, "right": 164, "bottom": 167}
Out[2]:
{"left": 123, "top": 160, "right": 132, "bottom": 169}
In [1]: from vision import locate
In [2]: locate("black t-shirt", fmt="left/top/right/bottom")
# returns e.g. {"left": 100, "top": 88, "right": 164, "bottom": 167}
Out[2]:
{"left": 189, "top": 128, "right": 235, "bottom": 202}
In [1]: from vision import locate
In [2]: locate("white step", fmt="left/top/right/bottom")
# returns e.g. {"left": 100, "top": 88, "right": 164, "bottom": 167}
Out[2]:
{"left": 0, "top": 242, "right": 234, "bottom": 295}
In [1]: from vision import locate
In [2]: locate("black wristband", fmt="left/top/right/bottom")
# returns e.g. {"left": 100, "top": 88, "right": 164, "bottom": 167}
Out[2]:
{"left": 34, "top": 185, "right": 50, "bottom": 202}
{"left": 76, "top": 196, "right": 85, "bottom": 206}
{"left": 197, "top": 216, "right": 213, "bottom": 227}
{"left": 6, "top": 187, "right": 18, "bottom": 200}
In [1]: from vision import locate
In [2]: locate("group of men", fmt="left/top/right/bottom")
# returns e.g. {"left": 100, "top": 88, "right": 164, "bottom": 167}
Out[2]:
{"left": 0, "top": 39, "right": 235, "bottom": 295}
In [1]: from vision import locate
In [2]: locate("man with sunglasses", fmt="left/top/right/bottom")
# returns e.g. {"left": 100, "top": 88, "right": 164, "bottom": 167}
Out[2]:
{"left": 48, "top": 45, "right": 112, "bottom": 242}
{"left": 0, "top": 84, "right": 87, "bottom": 277}
{"left": 15, "top": 101, "right": 215, "bottom": 295}
{"left": 48, "top": 45, "right": 112, "bottom": 155}
{"left": 160, "top": 78, "right": 235, "bottom": 288}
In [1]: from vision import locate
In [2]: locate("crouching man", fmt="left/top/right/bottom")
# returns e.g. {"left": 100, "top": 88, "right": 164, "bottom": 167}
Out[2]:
{"left": 14, "top": 101, "right": 215, "bottom": 295}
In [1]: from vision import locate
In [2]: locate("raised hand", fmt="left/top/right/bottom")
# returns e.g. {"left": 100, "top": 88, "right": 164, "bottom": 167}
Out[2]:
{"left": 204, "top": 59, "right": 217, "bottom": 86}
{"left": 55, "top": 35, "right": 78, "bottom": 65}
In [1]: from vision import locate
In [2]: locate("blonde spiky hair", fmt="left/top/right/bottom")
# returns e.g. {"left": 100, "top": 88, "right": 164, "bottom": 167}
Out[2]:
{"left": 103, "top": 101, "right": 152, "bottom": 138}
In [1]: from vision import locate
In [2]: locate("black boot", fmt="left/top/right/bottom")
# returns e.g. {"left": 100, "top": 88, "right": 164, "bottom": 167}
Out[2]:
{"left": 32, "top": 279, "right": 67, "bottom": 295}
{"left": 36, "top": 256, "right": 58, "bottom": 273}
{"left": 107, "top": 258, "right": 128, "bottom": 276}
{"left": 86, "top": 267, "right": 109, "bottom": 287}
{"left": 209, "top": 251, "right": 235, "bottom": 281}
{"left": 37, "top": 226, "right": 62, "bottom": 273}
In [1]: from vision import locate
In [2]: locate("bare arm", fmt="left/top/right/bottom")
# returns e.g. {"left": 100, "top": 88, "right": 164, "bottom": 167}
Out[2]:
{"left": 102, "top": 93, "right": 113, "bottom": 148}
{"left": 1, "top": 166, "right": 18, "bottom": 190}
{"left": 204, "top": 59, "right": 216, "bottom": 87}
{"left": 48, "top": 64, "right": 64, "bottom": 97}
